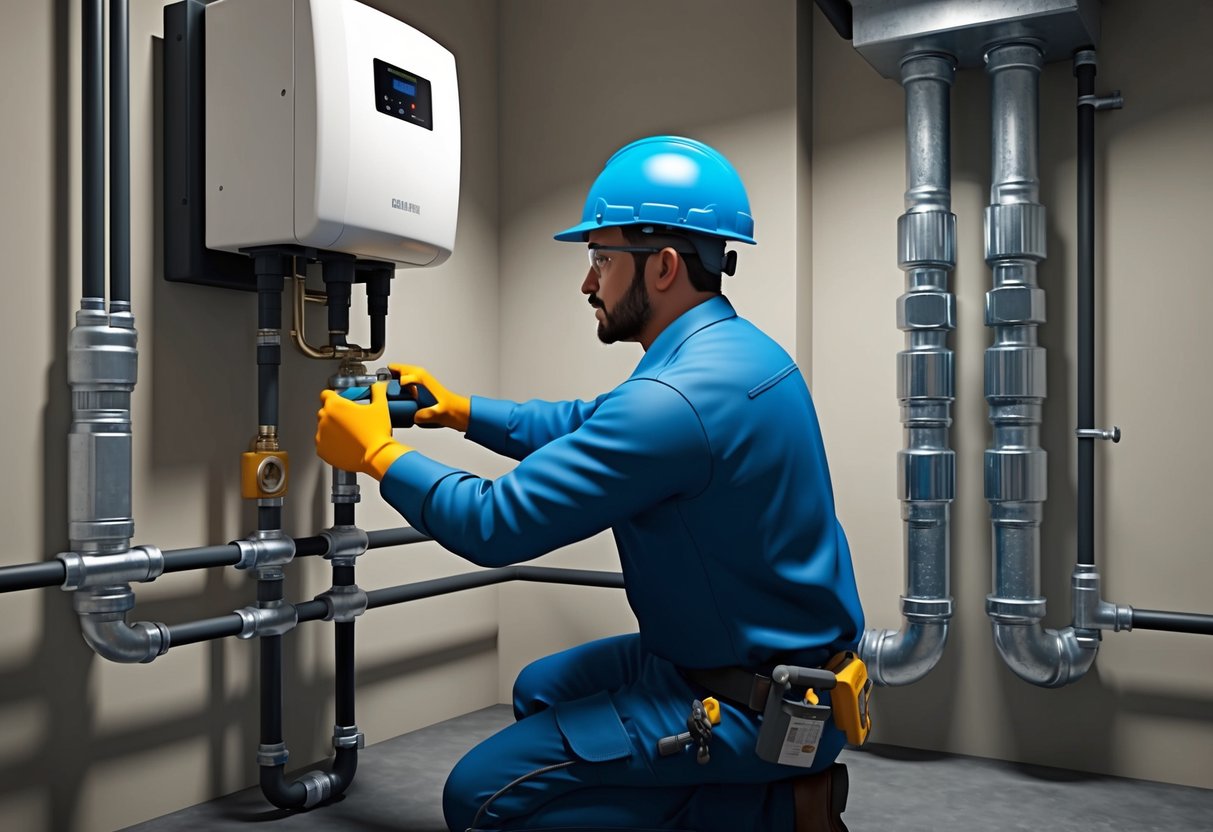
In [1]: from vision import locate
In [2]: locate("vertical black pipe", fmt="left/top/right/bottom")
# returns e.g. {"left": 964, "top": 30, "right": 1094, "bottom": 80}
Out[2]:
{"left": 82, "top": 0, "right": 105, "bottom": 306}
{"left": 322, "top": 258, "right": 355, "bottom": 348}
{"left": 109, "top": 0, "right": 131, "bottom": 309}
{"left": 1075, "top": 53, "right": 1097, "bottom": 568}
{"left": 255, "top": 256, "right": 286, "bottom": 429}
{"left": 366, "top": 270, "right": 391, "bottom": 354}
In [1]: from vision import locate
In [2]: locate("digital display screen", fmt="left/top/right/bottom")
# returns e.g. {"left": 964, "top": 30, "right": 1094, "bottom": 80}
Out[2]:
{"left": 374, "top": 59, "right": 433, "bottom": 131}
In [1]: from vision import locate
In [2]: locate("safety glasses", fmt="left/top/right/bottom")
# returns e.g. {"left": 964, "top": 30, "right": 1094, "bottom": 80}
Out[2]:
{"left": 586, "top": 244, "right": 696, "bottom": 275}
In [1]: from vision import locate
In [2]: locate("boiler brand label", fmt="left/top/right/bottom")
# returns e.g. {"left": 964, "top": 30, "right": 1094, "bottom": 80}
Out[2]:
{"left": 392, "top": 199, "right": 421, "bottom": 215}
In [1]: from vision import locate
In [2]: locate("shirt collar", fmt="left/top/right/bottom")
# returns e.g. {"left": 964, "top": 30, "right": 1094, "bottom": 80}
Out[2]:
{"left": 631, "top": 295, "right": 737, "bottom": 377}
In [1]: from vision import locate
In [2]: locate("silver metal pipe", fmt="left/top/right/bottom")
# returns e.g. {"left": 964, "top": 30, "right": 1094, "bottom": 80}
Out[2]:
{"left": 982, "top": 42, "right": 1097, "bottom": 687}
{"left": 859, "top": 52, "right": 956, "bottom": 686}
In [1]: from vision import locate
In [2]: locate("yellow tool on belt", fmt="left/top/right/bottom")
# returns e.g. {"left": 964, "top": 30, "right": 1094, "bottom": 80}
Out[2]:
{"left": 824, "top": 651, "right": 873, "bottom": 747}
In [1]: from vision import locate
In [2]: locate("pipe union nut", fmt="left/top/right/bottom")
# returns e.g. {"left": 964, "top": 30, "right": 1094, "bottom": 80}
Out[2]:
{"left": 897, "top": 351, "right": 954, "bottom": 401}
{"left": 333, "top": 724, "right": 366, "bottom": 750}
{"left": 236, "top": 602, "right": 299, "bottom": 639}
{"left": 233, "top": 533, "right": 296, "bottom": 571}
{"left": 897, "top": 449, "right": 956, "bottom": 502}
{"left": 319, "top": 585, "right": 369, "bottom": 623}
{"left": 985, "top": 203, "right": 1047, "bottom": 262}
{"left": 986, "top": 595, "right": 1047, "bottom": 624}
{"left": 898, "top": 291, "right": 956, "bottom": 331}
{"left": 897, "top": 212, "right": 957, "bottom": 269}
{"left": 321, "top": 526, "right": 369, "bottom": 561}
{"left": 257, "top": 742, "right": 290, "bottom": 767}
{"left": 986, "top": 285, "right": 1046, "bottom": 326}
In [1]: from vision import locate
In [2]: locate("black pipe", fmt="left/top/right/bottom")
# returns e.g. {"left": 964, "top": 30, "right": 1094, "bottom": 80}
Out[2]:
{"left": 254, "top": 257, "right": 286, "bottom": 430}
{"left": 167, "top": 614, "right": 244, "bottom": 647}
{"left": 366, "top": 567, "right": 624, "bottom": 610}
{"left": 0, "top": 561, "right": 67, "bottom": 593}
{"left": 813, "top": 0, "right": 853, "bottom": 41}
{"left": 334, "top": 503, "right": 355, "bottom": 528}
{"left": 366, "top": 270, "right": 391, "bottom": 355}
{"left": 162, "top": 544, "right": 242, "bottom": 573}
{"left": 1075, "top": 52, "right": 1097, "bottom": 568}
{"left": 322, "top": 257, "right": 355, "bottom": 347}
{"left": 82, "top": 0, "right": 104, "bottom": 306}
{"left": 296, "top": 599, "right": 328, "bottom": 623}
{"left": 259, "top": 633, "right": 309, "bottom": 808}
{"left": 366, "top": 527, "right": 431, "bottom": 549}
{"left": 109, "top": 0, "right": 131, "bottom": 309}
{"left": 1132, "top": 609, "right": 1213, "bottom": 636}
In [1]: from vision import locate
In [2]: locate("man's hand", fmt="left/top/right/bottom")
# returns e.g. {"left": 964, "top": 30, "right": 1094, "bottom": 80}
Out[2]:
{"left": 316, "top": 382, "right": 412, "bottom": 479}
{"left": 390, "top": 364, "right": 471, "bottom": 432}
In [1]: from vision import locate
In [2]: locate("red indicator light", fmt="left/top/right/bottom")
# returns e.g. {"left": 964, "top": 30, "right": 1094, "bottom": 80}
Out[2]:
{"left": 411, "top": 103, "right": 416, "bottom": 110}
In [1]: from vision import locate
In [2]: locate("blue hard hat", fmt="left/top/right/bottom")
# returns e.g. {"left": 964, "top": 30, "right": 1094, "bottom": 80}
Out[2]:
{"left": 554, "top": 136, "right": 756, "bottom": 245}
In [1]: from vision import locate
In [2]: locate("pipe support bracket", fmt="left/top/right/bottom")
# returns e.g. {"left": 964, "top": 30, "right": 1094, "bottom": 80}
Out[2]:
{"left": 59, "top": 545, "right": 164, "bottom": 590}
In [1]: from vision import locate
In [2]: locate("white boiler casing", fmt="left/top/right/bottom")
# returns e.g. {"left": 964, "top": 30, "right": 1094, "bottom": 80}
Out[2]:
{"left": 204, "top": 0, "right": 460, "bottom": 267}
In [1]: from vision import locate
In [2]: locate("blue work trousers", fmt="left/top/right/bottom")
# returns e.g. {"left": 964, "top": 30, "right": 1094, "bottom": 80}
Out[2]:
{"left": 442, "top": 634, "right": 845, "bottom": 831}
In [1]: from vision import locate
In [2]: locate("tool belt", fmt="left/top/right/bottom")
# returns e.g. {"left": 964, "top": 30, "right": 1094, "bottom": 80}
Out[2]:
{"left": 678, "top": 651, "right": 873, "bottom": 749}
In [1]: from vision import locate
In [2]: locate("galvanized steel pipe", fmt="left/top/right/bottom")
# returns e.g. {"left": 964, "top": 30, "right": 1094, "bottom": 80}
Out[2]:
{"left": 859, "top": 52, "right": 956, "bottom": 686}
{"left": 982, "top": 42, "right": 1095, "bottom": 687}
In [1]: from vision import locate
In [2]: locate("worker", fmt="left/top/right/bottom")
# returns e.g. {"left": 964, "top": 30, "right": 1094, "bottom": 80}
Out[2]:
{"left": 315, "top": 135, "right": 864, "bottom": 832}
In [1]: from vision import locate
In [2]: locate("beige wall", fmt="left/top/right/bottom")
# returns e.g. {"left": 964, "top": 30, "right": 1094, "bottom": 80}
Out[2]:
{"left": 811, "top": 0, "right": 1213, "bottom": 790}
{"left": 0, "top": 2, "right": 504, "bottom": 830}
{"left": 1, "top": 1, "right": 1211, "bottom": 830}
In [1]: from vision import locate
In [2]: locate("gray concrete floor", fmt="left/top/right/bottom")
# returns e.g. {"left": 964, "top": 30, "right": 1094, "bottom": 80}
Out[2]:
{"left": 122, "top": 705, "right": 1213, "bottom": 832}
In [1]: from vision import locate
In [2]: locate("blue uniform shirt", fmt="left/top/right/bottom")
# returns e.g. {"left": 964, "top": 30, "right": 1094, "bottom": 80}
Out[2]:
{"left": 380, "top": 295, "right": 864, "bottom": 671}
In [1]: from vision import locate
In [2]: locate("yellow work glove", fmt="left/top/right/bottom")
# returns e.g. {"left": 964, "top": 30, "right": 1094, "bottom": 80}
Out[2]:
{"left": 389, "top": 364, "right": 471, "bottom": 432}
{"left": 315, "top": 382, "right": 412, "bottom": 479}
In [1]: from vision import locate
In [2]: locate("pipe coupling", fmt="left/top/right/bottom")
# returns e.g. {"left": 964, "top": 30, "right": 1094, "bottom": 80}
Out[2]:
{"left": 236, "top": 600, "right": 299, "bottom": 639}
{"left": 986, "top": 595, "right": 1047, "bottom": 624}
{"left": 333, "top": 724, "right": 366, "bottom": 750}
{"left": 318, "top": 584, "right": 369, "bottom": 623}
{"left": 897, "top": 212, "right": 957, "bottom": 270}
{"left": 331, "top": 468, "right": 361, "bottom": 505}
{"left": 257, "top": 741, "right": 289, "bottom": 767}
{"left": 299, "top": 770, "right": 333, "bottom": 809}
{"left": 901, "top": 596, "right": 953, "bottom": 623}
{"left": 58, "top": 545, "right": 165, "bottom": 591}
{"left": 321, "top": 525, "right": 369, "bottom": 563}
{"left": 1071, "top": 565, "right": 1134, "bottom": 632}
{"left": 233, "top": 530, "right": 296, "bottom": 571}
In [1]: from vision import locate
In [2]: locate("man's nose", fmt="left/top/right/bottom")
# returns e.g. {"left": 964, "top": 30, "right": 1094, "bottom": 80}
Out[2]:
{"left": 581, "top": 267, "right": 598, "bottom": 295}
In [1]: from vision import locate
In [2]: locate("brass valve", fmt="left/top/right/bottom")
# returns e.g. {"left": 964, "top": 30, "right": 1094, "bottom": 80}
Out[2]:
{"left": 242, "top": 427, "right": 289, "bottom": 499}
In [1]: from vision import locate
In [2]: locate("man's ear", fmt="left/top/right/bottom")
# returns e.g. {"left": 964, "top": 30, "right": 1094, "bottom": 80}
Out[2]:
{"left": 653, "top": 248, "right": 681, "bottom": 291}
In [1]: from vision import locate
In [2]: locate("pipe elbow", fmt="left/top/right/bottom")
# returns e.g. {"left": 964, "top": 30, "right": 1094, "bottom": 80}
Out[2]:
{"left": 79, "top": 615, "right": 168, "bottom": 664}
{"left": 991, "top": 623, "right": 1097, "bottom": 688}
{"left": 859, "top": 621, "right": 948, "bottom": 686}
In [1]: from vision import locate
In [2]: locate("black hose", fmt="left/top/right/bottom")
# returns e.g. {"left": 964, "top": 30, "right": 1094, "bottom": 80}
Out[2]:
{"left": 1075, "top": 52, "right": 1097, "bottom": 568}
{"left": 367, "top": 567, "right": 624, "bottom": 610}
{"left": 1132, "top": 609, "right": 1213, "bottom": 636}
{"left": 82, "top": 0, "right": 104, "bottom": 305}
{"left": 0, "top": 562, "right": 67, "bottom": 593}
{"left": 813, "top": 0, "right": 853, "bottom": 41}
{"left": 109, "top": 0, "right": 131, "bottom": 309}
{"left": 167, "top": 614, "right": 244, "bottom": 647}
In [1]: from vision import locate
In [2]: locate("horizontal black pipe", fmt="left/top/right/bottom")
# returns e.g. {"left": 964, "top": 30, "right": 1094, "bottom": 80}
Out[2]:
{"left": 162, "top": 544, "right": 241, "bottom": 573}
{"left": 366, "top": 567, "right": 624, "bottom": 610}
{"left": 297, "top": 599, "right": 328, "bottom": 623}
{"left": 168, "top": 614, "right": 244, "bottom": 648}
{"left": 366, "top": 527, "right": 431, "bottom": 549}
{"left": 1132, "top": 609, "right": 1213, "bottom": 636}
{"left": 0, "top": 561, "right": 67, "bottom": 593}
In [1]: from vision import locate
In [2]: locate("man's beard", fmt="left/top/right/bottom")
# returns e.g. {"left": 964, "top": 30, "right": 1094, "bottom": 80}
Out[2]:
{"left": 592, "top": 269, "right": 651, "bottom": 344}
